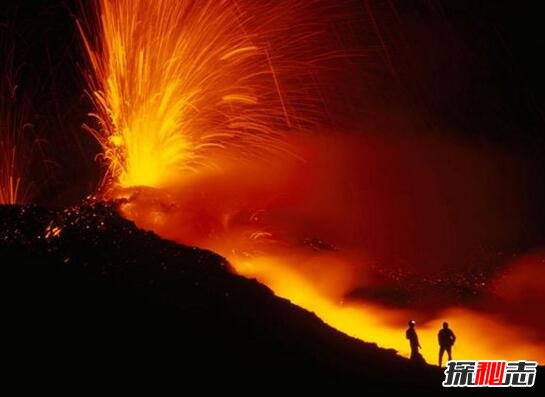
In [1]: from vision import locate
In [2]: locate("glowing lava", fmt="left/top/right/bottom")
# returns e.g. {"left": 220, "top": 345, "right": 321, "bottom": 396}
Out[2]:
{"left": 229, "top": 255, "right": 545, "bottom": 363}
{"left": 80, "top": 0, "right": 545, "bottom": 366}
{"left": 78, "top": 0, "right": 327, "bottom": 188}
{"left": 117, "top": 147, "right": 545, "bottom": 365}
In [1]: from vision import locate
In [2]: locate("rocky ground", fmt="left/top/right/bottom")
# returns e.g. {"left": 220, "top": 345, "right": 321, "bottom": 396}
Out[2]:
{"left": 1, "top": 201, "right": 541, "bottom": 392}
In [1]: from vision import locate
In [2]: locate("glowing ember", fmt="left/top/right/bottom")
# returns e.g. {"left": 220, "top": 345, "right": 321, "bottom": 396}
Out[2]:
{"left": 44, "top": 223, "right": 63, "bottom": 239}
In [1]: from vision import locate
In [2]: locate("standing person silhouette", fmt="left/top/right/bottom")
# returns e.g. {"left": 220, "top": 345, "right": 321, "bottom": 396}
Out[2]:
{"left": 438, "top": 321, "right": 456, "bottom": 367}
{"left": 406, "top": 320, "right": 423, "bottom": 362}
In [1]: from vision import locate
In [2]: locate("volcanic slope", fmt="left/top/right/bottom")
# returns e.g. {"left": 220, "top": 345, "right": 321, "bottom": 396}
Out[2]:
{"left": 2, "top": 201, "right": 528, "bottom": 391}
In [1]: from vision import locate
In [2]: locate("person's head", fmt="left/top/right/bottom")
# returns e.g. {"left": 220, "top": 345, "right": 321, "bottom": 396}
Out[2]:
{"left": 443, "top": 321, "right": 449, "bottom": 329}
{"left": 408, "top": 320, "right": 416, "bottom": 328}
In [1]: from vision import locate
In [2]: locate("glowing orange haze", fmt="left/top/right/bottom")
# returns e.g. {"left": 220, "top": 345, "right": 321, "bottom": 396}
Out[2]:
{"left": 118, "top": 156, "right": 545, "bottom": 365}
{"left": 80, "top": 0, "right": 545, "bottom": 365}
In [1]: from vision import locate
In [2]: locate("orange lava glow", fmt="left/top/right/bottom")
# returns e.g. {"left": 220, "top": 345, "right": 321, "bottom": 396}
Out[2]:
{"left": 228, "top": 255, "right": 545, "bottom": 363}
{"left": 80, "top": 0, "right": 545, "bottom": 365}
{"left": 116, "top": 143, "right": 545, "bottom": 365}
{"left": 78, "top": 0, "right": 328, "bottom": 189}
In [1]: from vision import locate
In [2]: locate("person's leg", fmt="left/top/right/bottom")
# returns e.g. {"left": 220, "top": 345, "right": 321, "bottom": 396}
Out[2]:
{"left": 411, "top": 345, "right": 420, "bottom": 360}
{"left": 447, "top": 345, "right": 452, "bottom": 361}
{"left": 439, "top": 346, "right": 445, "bottom": 367}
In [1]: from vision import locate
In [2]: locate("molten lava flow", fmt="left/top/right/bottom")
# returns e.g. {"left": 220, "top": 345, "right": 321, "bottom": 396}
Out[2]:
{"left": 118, "top": 135, "right": 545, "bottom": 365}
{"left": 228, "top": 255, "right": 545, "bottom": 362}
{"left": 78, "top": 0, "right": 329, "bottom": 189}
{"left": 121, "top": 194, "right": 545, "bottom": 364}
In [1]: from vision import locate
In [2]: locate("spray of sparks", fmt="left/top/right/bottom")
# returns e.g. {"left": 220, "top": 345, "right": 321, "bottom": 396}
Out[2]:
{"left": 0, "top": 45, "right": 33, "bottom": 205}
{"left": 78, "top": 0, "right": 332, "bottom": 189}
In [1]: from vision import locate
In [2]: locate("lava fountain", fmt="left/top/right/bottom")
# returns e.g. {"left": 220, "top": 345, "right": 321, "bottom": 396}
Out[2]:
{"left": 77, "top": 0, "right": 332, "bottom": 189}
{"left": 79, "top": 0, "right": 545, "bottom": 365}
{"left": 0, "top": 43, "right": 34, "bottom": 205}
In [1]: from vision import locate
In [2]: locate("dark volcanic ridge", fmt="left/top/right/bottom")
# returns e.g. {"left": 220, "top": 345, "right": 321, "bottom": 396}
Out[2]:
{"left": 2, "top": 200, "right": 535, "bottom": 390}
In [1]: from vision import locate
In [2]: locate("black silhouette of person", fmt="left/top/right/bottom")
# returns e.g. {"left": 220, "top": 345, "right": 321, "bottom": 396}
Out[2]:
{"left": 438, "top": 321, "right": 456, "bottom": 367}
{"left": 406, "top": 320, "right": 423, "bottom": 362}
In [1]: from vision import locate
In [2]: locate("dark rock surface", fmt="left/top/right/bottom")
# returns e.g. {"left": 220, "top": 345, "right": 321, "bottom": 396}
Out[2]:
{"left": 1, "top": 201, "right": 540, "bottom": 392}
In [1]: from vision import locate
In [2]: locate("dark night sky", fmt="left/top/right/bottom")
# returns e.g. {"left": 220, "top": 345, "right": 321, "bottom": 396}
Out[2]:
{"left": 1, "top": 0, "right": 545, "bottom": 215}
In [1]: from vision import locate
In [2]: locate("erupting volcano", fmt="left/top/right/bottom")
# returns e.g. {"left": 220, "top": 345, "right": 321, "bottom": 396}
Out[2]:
{"left": 2, "top": 0, "right": 545, "bottom": 390}
{"left": 76, "top": 0, "right": 545, "bottom": 366}
{"left": 77, "top": 0, "right": 331, "bottom": 188}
